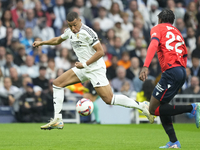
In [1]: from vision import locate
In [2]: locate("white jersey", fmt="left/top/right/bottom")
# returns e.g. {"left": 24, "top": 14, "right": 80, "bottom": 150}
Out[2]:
{"left": 61, "top": 24, "right": 106, "bottom": 69}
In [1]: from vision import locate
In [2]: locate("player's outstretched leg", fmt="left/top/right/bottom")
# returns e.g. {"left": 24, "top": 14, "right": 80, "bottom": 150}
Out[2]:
{"left": 159, "top": 141, "right": 181, "bottom": 149}
{"left": 41, "top": 85, "right": 64, "bottom": 130}
{"left": 191, "top": 103, "right": 200, "bottom": 128}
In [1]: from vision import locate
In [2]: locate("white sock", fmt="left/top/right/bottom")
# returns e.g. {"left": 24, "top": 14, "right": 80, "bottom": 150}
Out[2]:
{"left": 111, "top": 95, "right": 143, "bottom": 111}
{"left": 53, "top": 85, "right": 64, "bottom": 119}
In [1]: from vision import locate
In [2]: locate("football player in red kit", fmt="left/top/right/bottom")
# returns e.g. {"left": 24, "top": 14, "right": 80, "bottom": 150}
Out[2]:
{"left": 139, "top": 9, "right": 200, "bottom": 148}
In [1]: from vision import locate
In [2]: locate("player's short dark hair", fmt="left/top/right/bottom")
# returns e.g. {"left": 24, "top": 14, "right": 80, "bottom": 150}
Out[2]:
{"left": 158, "top": 8, "right": 175, "bottom": 24}
{"left": 66, "top": 12, "right": 79, "bottom": 22}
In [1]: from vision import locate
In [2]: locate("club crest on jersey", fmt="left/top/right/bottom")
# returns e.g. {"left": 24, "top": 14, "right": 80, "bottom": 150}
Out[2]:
{"left": 77, "top": 33, "right": 79, "bottom": 39}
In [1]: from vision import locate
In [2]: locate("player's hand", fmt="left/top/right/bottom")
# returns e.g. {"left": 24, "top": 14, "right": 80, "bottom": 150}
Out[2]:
{"left": 32, "top": 41, "right": 42, "bottom": 48}
{"left": 75, "top": 62, "right": 84, "bottom": 69}
{"left": 139, "top": 67, "right": 148, "bottom": 81}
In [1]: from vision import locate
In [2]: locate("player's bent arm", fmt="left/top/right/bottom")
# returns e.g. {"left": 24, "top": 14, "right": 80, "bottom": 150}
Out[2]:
{"left": 143, "top": 39, "right": 159, "bottom": 68}
{"left": 86, "top": 42, "right": 105, "bottom": 66}
{"left": 41, "top": 36, "right": 65, "bottom": 46}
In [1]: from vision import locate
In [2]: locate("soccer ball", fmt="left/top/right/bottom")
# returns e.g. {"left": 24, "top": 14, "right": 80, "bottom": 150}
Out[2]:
{"left": 76, "top": 98, "right": 94, "bottom": 116}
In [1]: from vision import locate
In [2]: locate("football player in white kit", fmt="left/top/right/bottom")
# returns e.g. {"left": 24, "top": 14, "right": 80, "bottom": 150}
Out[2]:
{"left": 33, "top": 12, "right": 154, "bottom": 130}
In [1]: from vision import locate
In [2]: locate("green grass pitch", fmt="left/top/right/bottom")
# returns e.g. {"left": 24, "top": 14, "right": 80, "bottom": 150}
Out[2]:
{"left": 0, "top": 123, "right": 199, "bottom": 150}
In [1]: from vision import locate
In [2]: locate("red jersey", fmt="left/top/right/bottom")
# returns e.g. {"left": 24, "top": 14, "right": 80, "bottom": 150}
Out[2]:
{"left": 144, "top": 23, "right": 187, "bottom": 72}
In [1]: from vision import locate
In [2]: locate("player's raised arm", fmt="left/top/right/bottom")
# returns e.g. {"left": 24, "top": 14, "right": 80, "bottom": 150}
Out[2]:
{"left": 32, "top": 36, "right": 65, "bottom": 48}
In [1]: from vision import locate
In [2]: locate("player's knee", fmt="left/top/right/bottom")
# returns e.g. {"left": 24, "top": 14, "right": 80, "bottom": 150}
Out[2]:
{"left": 53, "top": 79, "right": 61, "bottom": 87}
{"left": 101, "top": 95, "right": 112, "bottom": 105}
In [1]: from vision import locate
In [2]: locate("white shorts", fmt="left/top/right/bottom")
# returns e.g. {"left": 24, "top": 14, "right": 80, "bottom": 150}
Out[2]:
{"left": 72, "top": 66, "right": 109, "bottom": 87}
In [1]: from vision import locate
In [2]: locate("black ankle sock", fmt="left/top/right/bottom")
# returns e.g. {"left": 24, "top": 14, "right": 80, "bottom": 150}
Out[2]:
{"left": 160, "top": 116, "right": 177, "bottom": 143}
{"left": 159, "top": 104, "right": 193, "bottom": 116}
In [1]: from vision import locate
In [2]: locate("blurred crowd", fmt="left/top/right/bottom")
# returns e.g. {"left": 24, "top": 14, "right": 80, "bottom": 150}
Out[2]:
{"left": 0, "top": 0, "right": 200, "bottom": 122}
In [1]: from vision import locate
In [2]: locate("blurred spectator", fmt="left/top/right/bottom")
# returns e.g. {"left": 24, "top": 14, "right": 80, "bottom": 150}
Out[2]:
{"left": 42, "top": 0, "right": 54, "bottom": 12}
{"left": 108, "top": 2, "right": 122, "bottom": 22}
{"left": 106, "top": 56, "right": 118, "bottom": 80}
{"left": 34, "top": 0, "right": 52, "bottom": 27}
{"left": 9, "top": 67, "right": 22, "bottom": 88}
{"left": 53, "top": 0, "right": 66, "bottom": 36}
{"left": 43, "top": 79, "right": 54, "bottom": 118}
{"left": 126, "top": 57, "right": 141, "bottom": 80}
{"left": 186, "top": 47, "right": 192, "bottom": 68}
{"left": 120, "top": 80, "right": 136, "bottom": 98}
{"left": 192, "top": 35, "right": 200, "bottom": 58}
{"left": 0, "top": 19, "right": 6, "bottom": 40}
{"left": 1, "top": 9, "right": 15, "bottom": 28}
{"left": 182, "top": 67, "right": 192, "bottom": 91}
{"left": 124, "top": 27, "right": 147, "bottom": 52}
{"left": 101, "top": 42, "right": 112, "bottom": 68}
{"left": 138, "top": 47, "right": 147, "bottom": 67}
{"left": 55, "top": 47, "right": 71, "bottom": 71}
{"left": 117, "top": 51, "right": 131, "bottom": 69}
{"left": 94, "top": 6, "right": 114, "bottom": 32}
{"left": 0, "top": 46, "right": 6, "bottom": 66}
{"left": 74, "top": 0, "right": 93, "bottom": 22}
{"left": 113, "top": 16, "right": 130, "bottom": 45}
{"left": 175, "top": 18, "right": 187, "bottom": 38}
{"left": 1, "top": 53, "right": 20, "bottom": 77}
{"left": 39, "top": 53, "right": 48, "bottom": 67}
{"left": 0, "top": 77, "right": 20, "bottom": 106}
{"left": 183, "top": 76, "right": 200, "bottom": 94}
{"left": 105, "top": 28, "right": 115, "bottom": 47}
{"left": 45, "top": 58, "right": 57, "bottom": 79}
{"left": 89, "top": 0, "right": 99, "bottom": 18}
{"left": 121, "top": 12, "right": 133, "bottom": 33}
{"left": 136, "top": 79, "right": 155, "bottom": 102}
{"left": 0, "top": 2, "right": 2, "bottom": 19}
{"left": 23, "top": 0, "right": 35, "bottom": 9}
{"left": 92, "top": 19, "right": 104, "bottom": 41}
{"left": 56, "top": 68, "right": 64, "bottom": 77}
{"left": 8, "top": 38, "right": 20, "bottom": 57}
{"left": 133, "top": 17, "right": 150, "bottom": 45}
{"left": 33, "top": 66, "right": 49, "bottom": 91}
{"left": 167, "top": 0, "right": 185, "bottom": 20}
{"left": 130, "top": 38, "right": 147, "bottom": 58}
{"left": 19, "top": 76, "right": 32, "bottom": 94}
{"left": 184, "top": 27, "right": 196, "bottom": 52}
{"left": 107, "top": 36, "right": 125, "bottom": 59}
{"left": 13, "top": 18, "right": 26, "bottom": 41}
{"left": 0, "top": 69, "right": 3, "bottom": 87}
{"left": 0, "top": 27, "right": 14, "bottom": 48}
{"left": 18, "top": 83, "right": 44, "bottom": 122}
{"left": 14, "top": 44, "right": 26, "bottom": 66}
{"left": 20, "top": 55, "right": 39, "bottom": 78}
{"left": 33, "top": 17, "right": 55, "bottom": 47}
{"left": 184, "top": 1, "right": 198, "bottom": 29}
{"left": 149, "top": 0, "right": 161, "bottom": 29}
{"left": 148, "top": 55, "right": 161, "bottom": 78}
{"left": 190, "top": 55, "right": 200, "bottom": 79}
{"left": 25, "top": 8, "right": 37, "bottom": 28}
{"left": 11, "top": 0, "right": 26, "bottom": 27}
{"left": 126, "top": 0, "right": 149, "bottom": 24}
{"left": 111, "top": 66, "right": 133, "bottom": 92}
{"left": 20, "top": 28, "right": 34, "bottom": 54}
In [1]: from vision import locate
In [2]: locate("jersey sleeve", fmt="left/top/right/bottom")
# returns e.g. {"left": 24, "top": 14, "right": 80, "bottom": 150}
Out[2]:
{"left": 150, "top": 26, "right": 161, "bottom": 42}
{"left": 60, "top": 28, "right": 70, "bottom": 40}
{"left": 84, "top": 28, "right": 99, "bottom": 46}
